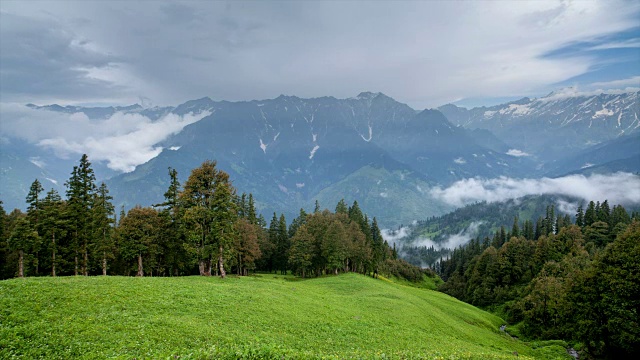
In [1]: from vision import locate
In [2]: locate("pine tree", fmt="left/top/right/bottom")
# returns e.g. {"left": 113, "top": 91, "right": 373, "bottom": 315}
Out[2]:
{"left": 335, "top": 199, "right": 348, "bottom": 214}
{"left": 25, "top": 179, "right": 44, "bottom": 274}
{"left": 92, "top": 183, "right": 115, "bottom": 276}
{"left": 276, "top": 214, "right": 289, "bottom": 274}
{"left": 575, "top": 204, "right": 585, "bottom": 227}
{"left": 26, "top": 179, "right": 44, "bottom": 222}
{"left": 597, "top": 200, "right": 611, "bottom": 226}
{"left": 584, "top": 201, "right": 596, "bottom": 227}
{"left": 314, "top": 200, "right": 320, "bottom": 213}
{"left": 247, "top": 193, "right": 257, "bottom": 225}
{"left": 65, "top": 154, "right": 97, "bottom": 276}
{"left": 370, "top": 217, "right": 384, "bottom": 277}
{"left": 38, "top": 189, "right": 67, "bottom": 277}
{"left": 158, "top": 167, "right": 184, "bottom": 276}
{"left": 511, "top": 216, "right": 520, "bottom": 238}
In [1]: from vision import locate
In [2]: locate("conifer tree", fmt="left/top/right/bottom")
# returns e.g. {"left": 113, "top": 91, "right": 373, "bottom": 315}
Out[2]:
{"left": 65, "top": 154, "right": 97, "bottom": 276}
{"left": 335, "top": 199, "right": 348, "bottom": 214}
{"left": 92, "top": 183, "right": 115, "bottom": 276}
{"left": 511, "top": 216, "right": 520, "bottom": 238}
{"left": 575, "top": 204, "right": 585, "bottom": 227}
{"left": 25, "top": 179, "right": 44, "bottom": 273}
{"left": 26, "top": 179, "right": 44, "bottom": 222}
{"left": 39, "top": 189, "right": 67, "bottom": 277}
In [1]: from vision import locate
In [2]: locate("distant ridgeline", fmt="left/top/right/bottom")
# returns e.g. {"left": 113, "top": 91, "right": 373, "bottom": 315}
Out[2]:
{"left": 434, "top": 200, "right": 640, "bottom": 358}
{"left": 1, "top": 154, "right": 434, "bottom": 285}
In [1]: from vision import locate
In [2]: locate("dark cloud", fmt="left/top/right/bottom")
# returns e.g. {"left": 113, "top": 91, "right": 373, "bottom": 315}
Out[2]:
{"left": 0, "top": 11, "right": 124, "bottom": 103}
{"left": 1, "top": 1, "right": 639, "bottom": 107}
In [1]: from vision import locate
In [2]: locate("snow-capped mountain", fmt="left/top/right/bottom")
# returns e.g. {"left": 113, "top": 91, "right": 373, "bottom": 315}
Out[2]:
{"left": 439, "top": 91, "right": 639, "bottom": 161}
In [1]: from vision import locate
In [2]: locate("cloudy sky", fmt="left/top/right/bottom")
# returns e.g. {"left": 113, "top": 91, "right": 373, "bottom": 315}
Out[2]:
{"left": 1, "top": 0, "right": 639, "bottom": 108}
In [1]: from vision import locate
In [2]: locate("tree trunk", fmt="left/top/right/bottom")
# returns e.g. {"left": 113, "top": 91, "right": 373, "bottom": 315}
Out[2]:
{"left": 18, "top": 250, "right": 24, "bottom": 278}
{"left": 302, "top": 268, "right": 305, "bottom": 278}
{"left": 102, "top": 229, "right": 107, "bottom": 276}
{"left": 35, "top": 251, "right": 39, "bottom": 275}
{"left": 219, "top": 245, "right": 226, "bottom": 278}
{"left": 75, "top": 253, "right": 78, "bottom": 276}
{"left": 102, "top": 251, "right": 107, "bottom": 276}
{"left": 137, "top": 253, "right": 144, "bottom": 277}
{"left": 83, "top": 245, "right": 88, "bottom": 276}
{"left": 52, "top": 231, "right": 56, "bottom": 277}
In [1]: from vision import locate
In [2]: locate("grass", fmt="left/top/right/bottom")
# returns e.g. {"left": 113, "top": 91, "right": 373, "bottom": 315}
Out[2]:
{"left": 0, "top": 273, "right": 571, "bottom": 359}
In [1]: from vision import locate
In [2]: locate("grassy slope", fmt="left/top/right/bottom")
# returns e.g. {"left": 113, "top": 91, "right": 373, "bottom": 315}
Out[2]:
{"left": 0, "top": 274, "right": 570, "bottom": 359}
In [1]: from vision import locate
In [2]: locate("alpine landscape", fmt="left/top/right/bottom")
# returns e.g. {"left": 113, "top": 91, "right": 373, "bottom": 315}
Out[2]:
{"left": 1, "top": 1, "right": 639, "bottom": 359}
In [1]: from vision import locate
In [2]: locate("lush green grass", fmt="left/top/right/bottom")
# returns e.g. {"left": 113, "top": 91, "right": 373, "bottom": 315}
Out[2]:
{"left": 1, "top": 274, "right": 571, "bottom": 359}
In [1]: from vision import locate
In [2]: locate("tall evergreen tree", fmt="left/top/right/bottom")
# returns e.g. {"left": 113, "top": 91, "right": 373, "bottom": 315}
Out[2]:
{"left": 65, "top": 154, "right": 97, "bottom": 276}
{"left": 92, "top": 183, "right": 115, "bottom": 276}
{"left": 25, "top": 179, "right": 44, "bottom": 274}
{"left": 575, "top": 204, "right": 585, "bottom": 228}
{"left": 335, "top": 199, "right": 348, "bottom": 215}
{"left": 38, "top": 189, "right": 67, "bottom": 277}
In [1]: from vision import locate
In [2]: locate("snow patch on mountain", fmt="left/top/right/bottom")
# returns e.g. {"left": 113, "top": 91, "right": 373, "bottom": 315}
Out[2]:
{"left": 309, "top": 145, "right": 319, "bottom": 159}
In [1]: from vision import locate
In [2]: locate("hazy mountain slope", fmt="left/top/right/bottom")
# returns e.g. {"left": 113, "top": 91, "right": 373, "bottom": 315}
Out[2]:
{"left": 106, "top": 93, "right": 527, "bottom": 226}
{"left": 544, "top": 132, "right": 640, "bottom": 176}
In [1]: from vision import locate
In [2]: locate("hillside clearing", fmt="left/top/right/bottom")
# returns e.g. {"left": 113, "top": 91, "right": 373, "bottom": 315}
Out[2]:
{"left": 0, "top": 274, "right": 570, "bottom": 359}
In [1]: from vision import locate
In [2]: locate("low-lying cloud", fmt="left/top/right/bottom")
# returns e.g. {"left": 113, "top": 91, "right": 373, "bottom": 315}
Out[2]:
{"left": 382, "top": 221, "right": 484, "bottom": 251}
{"left": 412, "top": 221, "right": 484, "bottom": 250}
{"left": 430, "top": 173, "right": 640, "bottom": 208}
{"left": 0, "top": 103, "right": 209, "bottom": 172}
{"left": 506, "top": 149, "right": 531, "bottom": 157}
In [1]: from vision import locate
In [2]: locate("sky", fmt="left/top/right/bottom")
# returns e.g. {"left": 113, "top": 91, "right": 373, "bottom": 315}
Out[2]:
{"left": 1, "top": 0, "right": 639, "bottom": 109}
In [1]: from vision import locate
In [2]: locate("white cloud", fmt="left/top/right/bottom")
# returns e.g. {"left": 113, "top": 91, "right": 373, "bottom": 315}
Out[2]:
{"left": 540, "top": 85, "right": 640, "bottom": 101}
{"left": 587, "top": 76, "right": 640, "bottom": 89}
{"left": 430, "top": 173, "right": 640, "bottom": 208}
{"left": 0, "top": 103, "right": 209, "bottom": 172}
{"left": 383, "top": 221, "right": 483, "bottom": 250}
{"left": 381, "top": 226, "right": 411, "bottom": 244}
{"left": 506, "top": 149, "right": 531, "bottom": 157}
{"left": 588, "top": 39, "right": 640, "bottom": 51}
{"left": 454, "top": 157, "right": 466, "bottom": 164}
{"left": 556, "top": 199, "right": 578, "bottom": 215}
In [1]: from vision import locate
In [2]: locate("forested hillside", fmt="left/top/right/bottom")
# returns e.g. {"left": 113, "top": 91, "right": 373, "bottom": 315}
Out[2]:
{"left": 437, "top": 201, "right": 640, "bottom": 358}
{"left": 0, "top": 154, "right": 430, "bottom": 284}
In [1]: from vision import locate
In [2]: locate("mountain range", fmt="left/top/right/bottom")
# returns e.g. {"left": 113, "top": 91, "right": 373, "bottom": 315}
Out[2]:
{"left": 1, "top": 90, "right": 638, "bottom": 227}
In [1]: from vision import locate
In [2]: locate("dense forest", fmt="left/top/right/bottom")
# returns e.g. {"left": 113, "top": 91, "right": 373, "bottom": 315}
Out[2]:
{"left": 437, "top": 202, "right": 640, "bottom": 359}
{"left": 0, "top": 155, "right": 430, "bottom": 284}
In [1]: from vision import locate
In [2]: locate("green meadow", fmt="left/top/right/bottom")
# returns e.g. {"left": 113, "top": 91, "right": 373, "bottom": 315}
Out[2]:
{"left": 0, "top": 274, "right": 570, "bottom": 359}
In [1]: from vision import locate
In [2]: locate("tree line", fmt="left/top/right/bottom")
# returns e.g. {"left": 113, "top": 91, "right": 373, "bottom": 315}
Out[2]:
{"left": 1, "top": 155, "right": 430, "bottom": 283}
{"left": 437, "top": 203, "right": 640, "bottom": 359}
